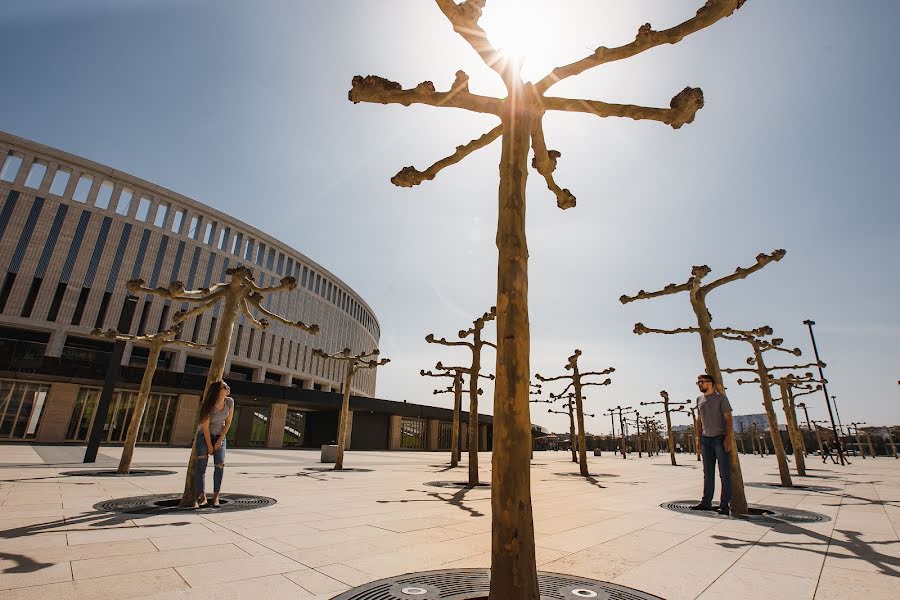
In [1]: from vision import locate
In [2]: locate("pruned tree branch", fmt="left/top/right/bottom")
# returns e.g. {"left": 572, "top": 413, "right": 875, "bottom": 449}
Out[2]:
{"left": 172, "top": 298, "right": 220, "bottom": 324}
{"left": 702, "top": 249, "right": 786, "bottom": 294}
{"left": 542, "top": 86, "right": 705, "bottom": 130}
{"left": 425, "top": 333, "right": 474, "bottom": 349}
{"left": 349, "top": 75, "right": 503, "bottom": 114}
{"left": 530, "top": 119, "right": 576, "bottom": 209}
{"left": 619, "top": 281, "right": 692, "bottom": 305}
{"left": 433, "top": 0, "right": 510, "bottom": 84}
{"left": 633, "top": 322, "right": 700, "bottom": 335}
{"left": 535, "top": 0, "right": 747, "bottom": 94}
{"left": 247, "top": 293, "right": 319, "bottom": 334}
{"left": 392, "top": 125, "right": 502, "bottom": 188}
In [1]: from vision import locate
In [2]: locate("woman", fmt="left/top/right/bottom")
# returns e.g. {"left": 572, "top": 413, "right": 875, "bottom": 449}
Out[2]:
{"left": 194, "top": 380, "right": 234, "bottom": 508}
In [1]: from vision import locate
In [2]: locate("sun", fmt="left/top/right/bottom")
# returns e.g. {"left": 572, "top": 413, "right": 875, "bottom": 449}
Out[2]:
{"left": 479, "top": 0, "right": 556, "bottom": 81}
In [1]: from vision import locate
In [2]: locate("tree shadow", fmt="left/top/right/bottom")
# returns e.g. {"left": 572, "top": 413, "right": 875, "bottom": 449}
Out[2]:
{"left": 376, "top": 487, "right": 487, "bottom": 518}
{"left": 234, "top": 470, "right": 330, "bottom": 482}
{"left": 712, "top": 523, "right": 900, "bottom": 577}
{"left": 0, "top": 510, "right": 192, "bottom": 541}
{"left": 0, "top": 551, "right": 55, "bottom": 574}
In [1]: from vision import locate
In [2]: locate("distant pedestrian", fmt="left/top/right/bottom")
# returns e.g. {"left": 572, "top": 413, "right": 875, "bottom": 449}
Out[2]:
{"left": 690, "top": 374, "right": 734, "bottom": 516}
{"left": 194, "top": 380, "right": 234, "bottom": 508}
{"left": 821, "top": 441, "right": 837, "bottom": 464}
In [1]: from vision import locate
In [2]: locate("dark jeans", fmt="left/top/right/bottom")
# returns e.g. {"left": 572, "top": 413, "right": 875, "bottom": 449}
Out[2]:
{"left": 195, "top": 433, "right": 226, "bottom": 496}
{"left": 701, "top": 435, "right": 731, "bottom": 509}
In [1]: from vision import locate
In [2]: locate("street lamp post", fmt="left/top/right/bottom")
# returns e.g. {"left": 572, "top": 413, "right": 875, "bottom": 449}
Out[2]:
{"left": 802, "top": 319, "right": 846, "bottom": 465}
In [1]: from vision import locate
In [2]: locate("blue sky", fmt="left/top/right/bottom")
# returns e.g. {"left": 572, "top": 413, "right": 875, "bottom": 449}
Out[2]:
{"left": 1, "top": 0, "right": 898, "bottom": 432}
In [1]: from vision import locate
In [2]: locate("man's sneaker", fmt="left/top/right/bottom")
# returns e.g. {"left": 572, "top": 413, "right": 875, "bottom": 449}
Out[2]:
{"left": 716, "top": 505, "right": 730, "bottom": 516}
{"left": 689, "top": 503, "right": 712, "bottom": 511}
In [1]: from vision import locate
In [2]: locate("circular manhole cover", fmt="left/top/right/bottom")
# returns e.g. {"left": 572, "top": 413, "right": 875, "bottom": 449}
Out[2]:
{"left": 330, "top": 568, "right": 665, "bottom": 600}
{"left": 745, "top": 482, "right": 840, "bottom": 492}
{"left": 61, "top": 469, "right": 177, "bottom": 477}
{"left": 303, "top": 466, "right": 373, "bottom": 472}
{"left": 94, "top": 493, "right": 276, "bottom": 515}
{"left": 660, "top": 500, "right": 830, "bottom": 523}
{"left": 424, "top": 481, "right": 491, "bottom": 489}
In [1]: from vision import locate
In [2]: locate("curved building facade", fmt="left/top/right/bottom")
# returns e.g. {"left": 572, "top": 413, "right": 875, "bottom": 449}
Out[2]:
{"left": 0, "top": 131, "right": 445, "bottom": 450}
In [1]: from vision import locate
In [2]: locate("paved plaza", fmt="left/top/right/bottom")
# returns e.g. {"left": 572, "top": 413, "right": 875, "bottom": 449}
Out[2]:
{"left": 0, "top": 445, "right": 897, "bottom": 599}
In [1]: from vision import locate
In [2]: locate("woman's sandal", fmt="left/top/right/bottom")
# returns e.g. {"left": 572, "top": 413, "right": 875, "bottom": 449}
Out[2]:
{"left": 195, "top": 496, "right": 208, "bottom": 508}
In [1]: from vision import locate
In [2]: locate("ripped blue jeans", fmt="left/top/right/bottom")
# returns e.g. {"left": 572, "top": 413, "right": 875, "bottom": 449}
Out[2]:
{"left": 194, "top": 432, "right": 226, "bottom": 496}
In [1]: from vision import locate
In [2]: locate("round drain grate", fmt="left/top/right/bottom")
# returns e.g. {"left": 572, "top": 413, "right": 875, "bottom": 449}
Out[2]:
{"left": 61, "top": 469, "right": 177, "bottom": 477}
{"left": 330, "top": 568, "right": 664, "bottom": 600}
{"left": 94, "top": 493, "right": 276, "bottom": 515}
{"left": 424, "top": 481, "right": 491, "bottom": 489}
{"left": 661, "top": 500, "right": 830, "bottom": 523}
{"left": 745, "top": 482, "right": 840, "bottom": 492}
{"left": 303, "top": 466, "right": 373, "bottom": 472}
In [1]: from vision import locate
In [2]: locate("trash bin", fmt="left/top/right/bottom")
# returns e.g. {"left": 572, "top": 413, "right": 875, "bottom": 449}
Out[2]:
{"left": 320, "top": 444, "right": 338, "bottom": 463}
{"left": 593, "top": 448, "right": 602, "bottom": 456}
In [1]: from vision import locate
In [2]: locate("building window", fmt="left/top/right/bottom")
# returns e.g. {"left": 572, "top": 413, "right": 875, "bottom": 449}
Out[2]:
{"left": 24, "top": 162, "right": 47, "bottom": 189}
{"left": 171, "top": 209, "right": 184, "bottom": 234}
{"left": 217, "top": 226, "right": 230, "bottom": 251}
{"left": 94, "top": 180, "right": 114, "bottom": 209}
{"left": 0, "top": 155, "right": 22, "bottom": 182}
{"left": 136, "top": 196, "right": 151, "bottom": 221}
{"left": 188, "top": 215, "right": 201, "bottom": 239}
{"left": 244, "top": 238, "right": 255, "bottom": 261}
{"left": 400, "top": 418, "right": 427, "bottom": 450}
{"left": 115, "top": 188, "right": 133, "bottom": 215}
{"left": 153, "top": 202, "right": 169, "bottom": 228}
{"left": 255, "top": 243, "right": 265, "bottom": 266}
{"left": 283, "top": 410, "right": 305, "bottom": 447}
{"left": 49, "top": 169, "right": 71, "bottom": 196}
{"left": 65, "top": 387, "right": 177, "bottom": 444}
{"left": 0, "top": 380, "right": 50, "bottom": 440}
{"left": 73, "top": 175, "right": 93, "bottom": 203}
{"left": 203, "top": 221, "right": 216, "bottom": 245}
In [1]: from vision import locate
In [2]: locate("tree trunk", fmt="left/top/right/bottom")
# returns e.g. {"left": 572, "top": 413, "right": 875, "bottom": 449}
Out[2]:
{"left": 778, "top": 382, "right": 806, "bottom": 476}
{"left": 691, "top": 294, "right": 748, "bottom": 514}
{"left": 887, "top": 431, "right": 898, "bottom": 459}
{"left": 334, "top": 368, "right": 354, "bottom": 470}
{"left": 567, "top": 402, "right": 576, "bottom": 463}
{"left": 468, "top": 346, "right": 481, "bottom": 486}
{"left": 755, "top": 350, "right": 792, "bottom": 487}
{"left": 619, "top": 414, "right": 626, "bottom": 459}
{"left": 573, "top": 378, "right": 588, "bottom": 476}
{"left": 664, "top": 407, "right": 676, "bottom": 466}
{"left": 117, "top": 341, "right": 162, "bottom": 474}
{"left": 179, "top": 292, "right": 238, "bottom": 507}
{"left": 450, "top": 372, "right": 461, "bottom": 467}
{"left": 865, "top": 433, "right": 875, "bottom": 458}
{"left": 489, "top": 82, "right": 539, "bottom": 600}
{"left": 855, "top": 430, "right": 866, "bottom": 459}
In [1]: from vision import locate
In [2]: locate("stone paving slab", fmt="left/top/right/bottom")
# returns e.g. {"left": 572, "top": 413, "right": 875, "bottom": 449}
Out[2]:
{"left": 0, "top": 444, "right": 898, "bottom": 599}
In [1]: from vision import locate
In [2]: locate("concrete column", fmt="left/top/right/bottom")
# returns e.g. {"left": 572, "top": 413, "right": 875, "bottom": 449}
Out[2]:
{"left": 171, "top": 349, "right": 187, "bottom": 373}
{"left": 427, "top": 419, "right": 439, "bottom": 451}
{"left": 303, "top": 379, "right": 315, "bottom": 390}
{"left": 35, "top": 383, "right": 80, "bottom": 442}
{"left": 280, "top": 372, "right": 292, "bottom": 386}
{"left": 389, "top": 415, "right": 402, "bottom": 450}
{"left": 480, "top": 424, "right": 488, "bottom": 451}
{"left": 252, "top": 368, "right": 266, "bottom": 383}
{"left": 266, "top": 403, "right": 287, "bottom": 448}
{"left": 120, "top": 341, "right": 133, "bottom": 367}
{"left": 170, "top": 394, "right": 201, "bottom": 446}
{"left": 45, "top": 329, "right": 66, "bottom": 358}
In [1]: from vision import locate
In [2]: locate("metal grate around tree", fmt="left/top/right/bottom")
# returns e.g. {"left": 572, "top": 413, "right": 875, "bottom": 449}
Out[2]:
{"left": 330, "top": 568, "right": 664, "bottom": 600}
{"left": 661, "top": 500, "right": 830, "bottom": 523}
{"left": 94, "top": 493, "right": 276, "bottom": 515}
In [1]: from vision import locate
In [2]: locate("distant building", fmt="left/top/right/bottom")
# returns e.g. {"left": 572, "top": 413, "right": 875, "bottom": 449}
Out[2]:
{"left": 732, "top": 413, "right": 768, "bottom": 433}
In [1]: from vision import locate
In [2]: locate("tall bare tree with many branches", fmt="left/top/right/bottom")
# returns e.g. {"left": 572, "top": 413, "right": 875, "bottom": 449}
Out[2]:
{"left": 642, "top": 391, "right": 690, "bottom": 466}
{"left": 313, "top": 348, "right": 389, "bottom": 471}
{"left": 128, "top": 266, "right": 318, "bottom": 506}
{"left": 536, "top": 350, "right": 613, "bottom": 476}
{"left": 92, "top": 323, "right": 212, "bottom": 474}
{"left": 620, "top": 250, "right": 786, "bottom": 514}
{"left": 350, "top": 1, "right": 749, "bottom": 594}
{"left": 422, "top": 365, "right": 468, "bottom": 467}
{"left": 425, "top": 307, "right": 496, "bottom": 486}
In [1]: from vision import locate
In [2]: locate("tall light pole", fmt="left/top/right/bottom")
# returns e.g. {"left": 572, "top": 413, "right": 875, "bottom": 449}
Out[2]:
{"left": 802, "top": 319, "right": 846, "bottom": 465}
{"left": 831, "top": 395, "right": 847, "bottom": 452}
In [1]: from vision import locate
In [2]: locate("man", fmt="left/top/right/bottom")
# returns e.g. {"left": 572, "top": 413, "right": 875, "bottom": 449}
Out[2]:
{"left": 690, "top": 374, "right": 734, "bottom": 516}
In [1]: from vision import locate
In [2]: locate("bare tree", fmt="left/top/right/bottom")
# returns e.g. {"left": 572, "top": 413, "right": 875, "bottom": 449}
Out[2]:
{"left": 548, "top": 393, "right": 578, "bottom": 463}
{"left": 422, "top": 365, "right": 467, "bottom": 467}
{"left": 687, "top": 406, "right": 701, "bottom": 461}
{"left": 795, "top": 399, "right": 824, "bottom": 456}
{"left": 621, "top": 250, "right": 786, "bottom": 513}
{"left": 641, "top": 391, "right": 690, "bottom": 465}
{"left": 128, "top": 266, "right": 318, "bottom": 506}
{"left": 92, "top": 323, "right": 212, "bottom": 474}
{"left": 350, "top": 1, "right": 749, "bottom": 593}
{"left": 718, "top": 326, "right": 802, "bottom": 486}
{"left": 313, "top": 348, "right": 389, "bottom": 470}
{"left": 536, "top": 350, "right": 613, "bottom": 476}
{"left": 425, "top": 307, "right": 496, "bottom": 486}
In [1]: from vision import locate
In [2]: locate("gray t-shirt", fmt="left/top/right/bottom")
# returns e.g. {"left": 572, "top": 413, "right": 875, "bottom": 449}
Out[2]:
{"left": 697, "top": 392, "right": 732, "bottom": 437}
{"left": 200, "top": 397, "right": 234, "bottom": 436}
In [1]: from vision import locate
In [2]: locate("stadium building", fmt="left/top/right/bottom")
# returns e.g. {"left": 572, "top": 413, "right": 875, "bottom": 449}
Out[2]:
{"left": 0, "top": 131, "right": 493, "bottom": 451}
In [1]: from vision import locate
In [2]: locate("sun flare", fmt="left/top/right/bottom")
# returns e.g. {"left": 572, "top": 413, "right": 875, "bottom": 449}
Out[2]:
{"left": 479, "top": 0, "right": 556, "bottom": 80}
